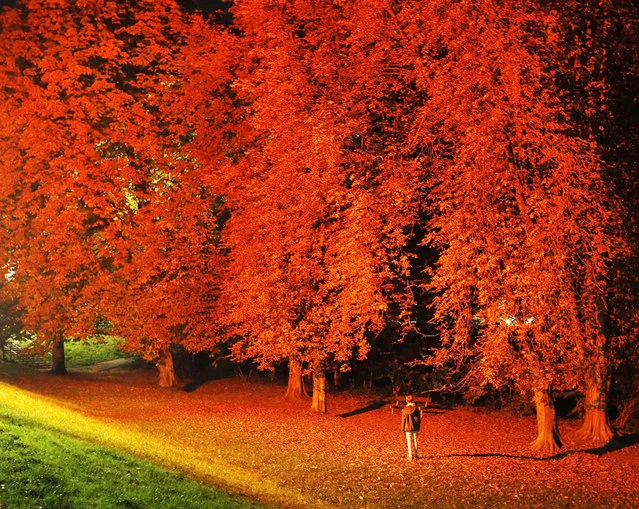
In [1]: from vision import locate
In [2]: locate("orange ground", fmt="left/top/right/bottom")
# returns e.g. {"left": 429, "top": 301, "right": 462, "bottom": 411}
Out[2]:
{"left": 1, "top": 364, "right": 638, "bottom": 508}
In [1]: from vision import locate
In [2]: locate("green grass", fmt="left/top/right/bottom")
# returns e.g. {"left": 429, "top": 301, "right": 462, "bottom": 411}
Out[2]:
{"left": 10, "top": 335, "right": 131, "bottom": 368}
{"left": 64, "top": 336, "right": 130, "bottom": 367}
{"left": 0, "top": 407, "right": 264, "bottom": 509}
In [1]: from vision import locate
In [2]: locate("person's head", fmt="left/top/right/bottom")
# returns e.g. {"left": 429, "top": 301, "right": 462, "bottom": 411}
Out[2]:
{"left": 405, "top": 395, "right": 414, "bottom": 403}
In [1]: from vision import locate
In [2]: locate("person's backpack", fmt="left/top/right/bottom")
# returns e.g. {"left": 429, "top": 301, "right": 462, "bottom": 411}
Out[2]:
{"left": 403, "top": 408, "right": 420, "bottom": 432}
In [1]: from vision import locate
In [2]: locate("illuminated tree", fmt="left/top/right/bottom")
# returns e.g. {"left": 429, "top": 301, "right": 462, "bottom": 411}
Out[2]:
{"left": 416, "top": 0, "right": 625, "bottom": 453}
{"left": 0, "top": 0, "right": 136, "bottom": 373}
{"left": 551, "top": 0, "right": 639, "bottom": 444}
{"left": 218, "top": 0, "right": 420, "bottom": 411}
{"left": 0, "top": 0, "right": 230, "bottom": 384}
{"left": 88, "top": 0, "right": 231, "bottom": 388}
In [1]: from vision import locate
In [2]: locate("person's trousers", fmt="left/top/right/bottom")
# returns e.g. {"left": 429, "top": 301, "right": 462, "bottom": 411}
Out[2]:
{"left": 405, "top": 431, "right": 419, "bottom": 459}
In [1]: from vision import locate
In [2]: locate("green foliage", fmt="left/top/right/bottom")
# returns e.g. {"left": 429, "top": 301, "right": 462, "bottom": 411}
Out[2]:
{"left": 4, "top": 330, "right": 37, "bottom": 348}
{"left": 64, "top": 336, "right": 130, "bottom": 367}
{"left": 0, "top": 299, "right": 22, "bottom": 340}
{"left": 0, "top": 408, "right": 263, "bottom": 509}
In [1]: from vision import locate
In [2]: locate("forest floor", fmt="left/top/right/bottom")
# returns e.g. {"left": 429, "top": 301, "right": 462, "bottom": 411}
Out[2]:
{"left": 0, "top": 362, "right": 637, "bottom": 509}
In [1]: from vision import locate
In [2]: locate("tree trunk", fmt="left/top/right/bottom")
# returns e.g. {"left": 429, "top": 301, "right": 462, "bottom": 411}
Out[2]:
{"left": 578, "top": 301, "right": 615, "bottom": 445}
{"left": 157, "top": 344, "right": 179, "bottom": 388}
{"left": 284, "top": 358, "right": 307, "bottom": 400}
{"left": 530, "top": 389, "right": 562, "bottom": 454}
{"left": 311, "top": 367, "right": 327, "bottom": 413}
{"left": 50, "top": 334, "right": 67, "bottom": 375}
{"left": 579, "top": 371, "right": 614, "bottom": 444}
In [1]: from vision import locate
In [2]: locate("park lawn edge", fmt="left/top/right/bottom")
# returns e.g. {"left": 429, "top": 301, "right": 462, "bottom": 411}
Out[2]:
{"left": 0, "top": 406, "right": 261, "bottom": 509}
{"left": 0, "top": 381, "right": 331, "bottom": 509}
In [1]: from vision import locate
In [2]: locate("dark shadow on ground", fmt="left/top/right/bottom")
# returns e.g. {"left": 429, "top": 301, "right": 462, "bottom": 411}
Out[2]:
{"left": 337, "top": 400, "right": 388, "bottom": 417}
{"left": 181, "top": 376, "right": 212, "bottom": 393}
{"left": 425, "top": 434, "right": 639, "bottom": 461}
{"left": 428, "top": 451, "right": 572, "bottom": 461}
{"left": 337, "top": 400, "right": 449, "bottom": 418}
{"left": 583, "top": 433, "right": 639, "bottom": 456}
{"left": 422, "top": 408, "right": 447, "bottom": 415}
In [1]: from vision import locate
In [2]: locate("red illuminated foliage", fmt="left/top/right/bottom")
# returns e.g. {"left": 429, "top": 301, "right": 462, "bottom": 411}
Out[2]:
{"left": 0, "top": 0, "right": 138, "bottom": 372}
{"left": 408, "top": 0, "right": 626, "bottom": 453}
{"left": 79, "top": 1, "right": 233, "bottom": 388}
{"left": 0, "top": 0, "right": 230, "bottom": 384}
{"left": 216, "top": 0, "right": 421, "bottom": 411}
{"left": 551, "top": 0, "right": 639, "bottom": 443}
{"left": 0, "top": 0, "right": 636, "bottom": 440}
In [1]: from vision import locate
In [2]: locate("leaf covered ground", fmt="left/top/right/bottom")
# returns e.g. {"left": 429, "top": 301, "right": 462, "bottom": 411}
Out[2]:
{"left": 1, "top": 364, "right": 637, "bottom": 509}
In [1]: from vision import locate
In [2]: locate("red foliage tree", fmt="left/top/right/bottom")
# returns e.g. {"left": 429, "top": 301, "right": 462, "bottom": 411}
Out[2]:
{"left": 0, "top": 0, "right": 230, "bottom": 384}
{"left": 217, "top": 0, "right": 420, "bottom": 411}
{"left": 413, "top": 0, "right": 625, "bottom": 453}
{"left": 2, "top": 0, "right": 634, "bottom": 430}
{"left": 0, "top": 0, "right": 139, "bottom": 372}
{"left": 86, "top": 0, "right": 231, "bottom": 387}
{"left": 551, "top": 0, "right": 639, "bottom": 444}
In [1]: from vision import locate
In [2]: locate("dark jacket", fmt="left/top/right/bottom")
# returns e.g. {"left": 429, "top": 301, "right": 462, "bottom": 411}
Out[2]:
{"left": 401, "top": 403, "right": 421, "bottom": 432}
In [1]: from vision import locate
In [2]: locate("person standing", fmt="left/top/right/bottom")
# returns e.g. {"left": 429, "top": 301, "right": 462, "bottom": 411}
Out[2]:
{"left": 401, "top": 395, "right": 421, "bottom": 460}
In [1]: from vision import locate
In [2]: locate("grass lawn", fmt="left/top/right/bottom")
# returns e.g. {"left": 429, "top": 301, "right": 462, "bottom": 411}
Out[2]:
{"left": 0, "top": 406, "right": 264, "bottom": 509}
{"left": 64, "top": 336, "right": 131, "bottom": 367}
{"left": 9, "top": 335, "right": 131, "bottom": 368}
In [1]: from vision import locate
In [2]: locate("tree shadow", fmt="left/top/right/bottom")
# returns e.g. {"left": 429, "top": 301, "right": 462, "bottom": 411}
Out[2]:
{"left": 337, "top": 400, "right": 449, "bottom": 418}
{"left": 422, "top": 408, "right": 447, "bottom": 415}
{"left": 432, "top": 451, "right": 569, "bottom": 461}
{"left": 337, "top": 400, "right": 388, "bottom": 417}
{"left": 181, "top": 376, "right": 211, "bottom": 393}
{"left": 427, "top": 434, "right": 639, "bottom": 461}
{"left": 581, "top": 433, "right": 639, "bottom": 457}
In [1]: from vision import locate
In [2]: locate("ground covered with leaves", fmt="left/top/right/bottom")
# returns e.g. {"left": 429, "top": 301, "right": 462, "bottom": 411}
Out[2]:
{"left": 1, "top": 363, "right": 637, "bottom": 508}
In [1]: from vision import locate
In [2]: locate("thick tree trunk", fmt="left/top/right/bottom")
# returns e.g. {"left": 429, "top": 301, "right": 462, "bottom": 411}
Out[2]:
{"left": 579, "top": 372, "right": 614, "bottom": 444}
{"left": 311, "top": 367, "right": 327, "bottom": 413}
{"left": 157, "top": 344, "right": 179, "bottom": 388}
{"left": 530, "top": 389, "right": 562, "bottom": 454}
{"left": 284, "top": 358, "right": 307, "bottom": 400}
{"left": 579, "top": 301, "right": 615, "bottom": 445}
{"left": 50, "top": 334, "right": 67, "bottom": 375}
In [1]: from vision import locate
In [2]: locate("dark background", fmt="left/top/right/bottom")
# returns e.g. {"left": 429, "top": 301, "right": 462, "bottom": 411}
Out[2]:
{"left": 0, "top": 0, "right": 226, "bottom": 11}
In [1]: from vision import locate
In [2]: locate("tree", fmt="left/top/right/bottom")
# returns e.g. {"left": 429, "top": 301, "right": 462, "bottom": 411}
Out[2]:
{"left": 413, "top": 0, "right": 625, "bottom": 453}
{"left": 0, "top": 0, "right": 138, "bottom": 373}
{"left": 0, "top": 0, "right": 230, "bottom": 384}
{"left": 550, "top": 0, "right": 639, "bottom": 444}
{"left": 216, "top": 0, "right": 421, "bottom": 411}
{"left": 0, "top": 295, "right": 23, "bottom": 360}
{"left": 89, "top": 0, "right": 231, "bottom": 387}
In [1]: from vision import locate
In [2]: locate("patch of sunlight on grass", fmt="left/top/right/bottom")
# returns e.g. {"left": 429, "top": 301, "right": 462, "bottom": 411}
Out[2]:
{"left": 0, "top": 407, "right": 261, "bottom": 509}
{"left": 0, "top": 382, "right": 331, "bottom": 509}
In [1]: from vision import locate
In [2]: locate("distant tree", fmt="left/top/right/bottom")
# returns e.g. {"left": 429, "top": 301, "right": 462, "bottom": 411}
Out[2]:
{"left": 0, "top": 296, "right": 22, "bottom": 360}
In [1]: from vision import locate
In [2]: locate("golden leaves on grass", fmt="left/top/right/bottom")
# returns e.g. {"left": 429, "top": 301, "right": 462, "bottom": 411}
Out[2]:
{"left": 3, "top": 368, "right": 637, "bottom": 508}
